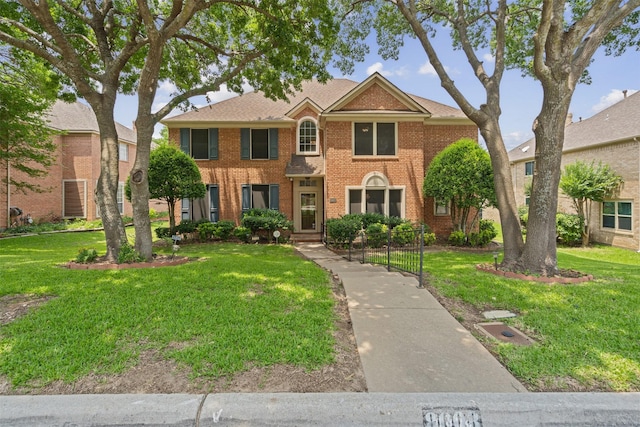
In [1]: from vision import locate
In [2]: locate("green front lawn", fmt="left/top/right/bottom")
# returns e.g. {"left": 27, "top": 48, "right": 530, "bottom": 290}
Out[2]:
{"left": 0, "top": 231, "right": 335, "bottom": 390}
{"left": 425, "top": 245, "right": 640, "bottom": 391}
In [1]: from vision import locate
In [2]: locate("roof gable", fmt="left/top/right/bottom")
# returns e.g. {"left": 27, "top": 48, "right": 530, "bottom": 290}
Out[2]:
{"left": 324, "top": 72, "right": 430, "bottom": 116}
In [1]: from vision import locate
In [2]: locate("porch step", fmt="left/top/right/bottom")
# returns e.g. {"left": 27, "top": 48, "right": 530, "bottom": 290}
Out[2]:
{"left": 291, "top": 233, "right": 322, "bottom": 243}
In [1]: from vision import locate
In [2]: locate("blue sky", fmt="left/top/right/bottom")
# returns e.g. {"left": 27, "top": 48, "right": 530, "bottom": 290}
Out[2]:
{"left": 113, "top": 35, "right": 638, "bottom": 152}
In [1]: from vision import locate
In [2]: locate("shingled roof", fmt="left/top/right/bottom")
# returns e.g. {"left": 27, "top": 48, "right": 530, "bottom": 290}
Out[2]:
{"left": 162, "top": 74, "right": 467, "bottom": 125}
{"left": 509, "top": 91, "right": 640, "bottom": 162}
{"left": 47, "top": 100, "right": 137, "bottom": 144}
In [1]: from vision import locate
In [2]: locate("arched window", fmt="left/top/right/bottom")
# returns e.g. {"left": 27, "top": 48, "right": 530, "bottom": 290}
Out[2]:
{"left": 297, "top": 118, "right": 318, "bottom": 154}
{"left": 347, "top": 172, "right": 404, "bottom": 218}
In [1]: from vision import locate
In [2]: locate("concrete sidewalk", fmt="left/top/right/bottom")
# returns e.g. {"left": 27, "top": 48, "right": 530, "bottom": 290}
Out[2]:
{"left": 295, "top": 242, "right": 526, "bottom": 393}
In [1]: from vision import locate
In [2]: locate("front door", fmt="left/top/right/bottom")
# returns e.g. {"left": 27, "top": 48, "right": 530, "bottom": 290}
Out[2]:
{"left": 300, "top": 192, "right": 317, "bottom": 231}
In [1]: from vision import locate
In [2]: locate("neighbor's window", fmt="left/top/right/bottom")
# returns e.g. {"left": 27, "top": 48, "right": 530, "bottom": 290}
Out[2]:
{"left": 602, "top": 201, "right": 632, "bottom": 231}
{"left": 525, "top": 161, "right": 535, "bottom": 176}
{"left": 298, "top": 119, "right": 318, "bottom": 154}
{"left": 119, "top": 143, "right": 129, "bottom": 162}
{"left": 353, "top": 122, "right": 396, "bottom": 156}
{"left": 435, "top": 198, "right": 450, "bottom": 216}
{"left": 117, "top": 182, "right": 124, "bottom": 214}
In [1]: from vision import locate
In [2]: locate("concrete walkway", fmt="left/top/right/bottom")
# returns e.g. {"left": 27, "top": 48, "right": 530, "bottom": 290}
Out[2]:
{"left": 295, "top": 242, "right": 526, "bottom": 393}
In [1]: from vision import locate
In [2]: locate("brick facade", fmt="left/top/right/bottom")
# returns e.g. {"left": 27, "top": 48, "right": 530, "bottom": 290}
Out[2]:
{"left": 165, "top": 76, "right": 478, "bottom": 238}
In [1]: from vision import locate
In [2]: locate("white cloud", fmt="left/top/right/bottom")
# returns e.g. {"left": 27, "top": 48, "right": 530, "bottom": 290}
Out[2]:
{"left": 483, "top": 53, "right": 495, "bottom": 63}
{"left": 366, "top": 62, "right": 408, "bottom": 78}
{"left": 204, "top": 82, "right": 254, "bottom": 104}
{"left": 418, "top": 61, "right": 437, "bottom": 76}
{"left": 418, "top": 61, "right": 456, "bottom": 76}
{"left": 157, "top": 80, "right": 178, "bottom": 95}
{"left": 591, "top": 89, "right": 638, "bottom": 113}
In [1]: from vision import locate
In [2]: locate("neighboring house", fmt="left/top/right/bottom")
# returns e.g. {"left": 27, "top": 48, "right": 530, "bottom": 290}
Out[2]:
{"left": 507, "top": 90, "right": 640, "bottom": 251}
{"left": 1, "top": 100, "right": 139, "bottom": 227}
{"left": 162, "top": 73, "right": 477, "bottom": 237}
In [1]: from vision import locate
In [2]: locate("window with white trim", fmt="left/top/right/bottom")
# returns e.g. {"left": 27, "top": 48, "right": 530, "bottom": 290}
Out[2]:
{"left": 353, "top": 122, "right": 397, "bottom": 156}
{"left": 602, "top": 201, "right": 632, "bottom": 231}
{"left": 298, "top": 118, "right": 318, "bottom": 154}
{"left": 347, "top": 173, "right": 403, "bottom": 217}
{"left": 119, "top": 143, "right": 129, "bottom": 162}
{"left": 117, "top": 182, "right": 124, "bottom": 214}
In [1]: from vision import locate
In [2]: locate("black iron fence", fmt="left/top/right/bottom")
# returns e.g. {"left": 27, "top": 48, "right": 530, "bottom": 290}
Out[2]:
{"left": 322, "top": 223, "right": 425, "bottom": 286}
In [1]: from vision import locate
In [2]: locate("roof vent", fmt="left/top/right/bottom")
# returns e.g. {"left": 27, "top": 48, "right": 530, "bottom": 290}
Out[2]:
{"left": 521, "top": 145, "right": 530, "bottom": 152}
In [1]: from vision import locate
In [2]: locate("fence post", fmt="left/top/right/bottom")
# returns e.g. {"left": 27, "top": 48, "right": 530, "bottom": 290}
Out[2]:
{"left": 361, "top": 230, "right": 366, "bottom": 264}
{"left": 418, "top": 224, "right": 424, "bottom": 288}
{"left": 386, "top": 227, "right": 391, "bottom": 272}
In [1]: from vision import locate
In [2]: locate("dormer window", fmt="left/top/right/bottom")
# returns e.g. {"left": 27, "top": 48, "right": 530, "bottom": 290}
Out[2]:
{"left": 297, "top": 118, "right": 318, "bottom": 155}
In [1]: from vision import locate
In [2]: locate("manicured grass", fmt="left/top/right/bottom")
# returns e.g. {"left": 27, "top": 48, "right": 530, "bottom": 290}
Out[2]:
{"left": 424, "top": 245, "right": 640, "bottom": 391}
{"left": 0, "top": 231, "right": 335, "bottom": 390}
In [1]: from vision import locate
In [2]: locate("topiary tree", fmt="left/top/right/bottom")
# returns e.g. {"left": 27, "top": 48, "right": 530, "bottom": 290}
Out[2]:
{"left": 423, "top": 138, "right": 496, "bottom": 238}
{"left": 559, "top": 160, "right": 623, "bottom": 246}
{"left": 126, "top": 143, "right": 205, "bottom": 234}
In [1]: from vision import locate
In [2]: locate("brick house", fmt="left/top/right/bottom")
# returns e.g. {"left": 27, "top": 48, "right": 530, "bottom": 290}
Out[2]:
{"left": 507, "top": 90, "right": 640, "bottom": 250}
{"left": 2, "top": 100, "right": 138, "bottom": 227}
{"left": 162, "top": 73, "right": 477, "bottom": 237}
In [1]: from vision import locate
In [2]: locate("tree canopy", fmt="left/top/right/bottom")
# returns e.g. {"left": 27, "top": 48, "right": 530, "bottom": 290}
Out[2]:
{"left": 423, "top": 138, "right": 496, "bottom": 234}
{"left": 559, "top": 160, "right": 623, "bottom": 246}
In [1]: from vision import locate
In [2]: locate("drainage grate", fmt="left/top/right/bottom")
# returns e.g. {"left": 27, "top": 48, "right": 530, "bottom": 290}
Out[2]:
{"left": 423, "top": 406, "right": 482, "bottom": 426}
{"left": 475, "top": 322, "right": 534, "bottom": 346}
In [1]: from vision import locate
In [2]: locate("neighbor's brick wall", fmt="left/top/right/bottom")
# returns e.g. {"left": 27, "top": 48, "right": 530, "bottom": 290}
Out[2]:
{"left": 2, "top": 133, "right": 139, "bottom": 227}
{"left": 3, "top": 135, "right": 64, "bottom": 226}
{"left": 510, "top": 140, "right": 639, "bottom": 250}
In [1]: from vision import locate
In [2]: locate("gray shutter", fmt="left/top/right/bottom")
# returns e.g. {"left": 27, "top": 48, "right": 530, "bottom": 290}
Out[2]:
{"left": 240, "top": 128, "right": 250, "bottom": 159}
{"left": 209, "top": 185, "right": 219, "bottom": 222}
{"left": 180, "top": 128, "right": 190, "bottom": 154}
{"left": 269, "top": 128, "right": 279, "bottom": 159}
{"left": 269, "top": 184, "right": 279, "bottom": 211}
{"left": 208, "top": 128, "right": 219, "bottom": 160}
{"left": 241, "top": 184, "right": 251, "bottom": 215}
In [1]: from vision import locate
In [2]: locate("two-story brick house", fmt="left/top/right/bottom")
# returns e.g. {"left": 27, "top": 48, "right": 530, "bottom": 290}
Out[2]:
{"left": 507, "top": 90, "right": 640, "bottom": 251}
{"left": 2, "top": 100, "right": 138, "bottom": 227}
{"left": 162, "top": 73, "right": 477, "bottom": 237}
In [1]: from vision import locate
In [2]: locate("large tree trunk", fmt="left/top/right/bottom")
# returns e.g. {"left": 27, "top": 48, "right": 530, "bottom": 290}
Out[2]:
{"left": 480, "top": 119, "right": 525, "bottom": 263}
{"left": 93, "top": 105, "right": 128, "bottom": 262}
{"left": 129, "top": 116, "right": 153, "bottom": 260}
{"left": 518, "top": 85, "right": 571, "bottom": 275}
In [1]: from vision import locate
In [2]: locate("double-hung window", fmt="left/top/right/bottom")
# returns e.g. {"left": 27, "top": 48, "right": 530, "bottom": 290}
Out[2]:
{"left": 524, "top": 161, "right": 535, "bottom": 176}
{"left": 181, "top": 184, "right": 220, "bottom": 222}
{"left": 298, "top": 119, "right": 318, "bottom": 154}
{"left": 179, "top": 128, "right": 219, "bottom": 160}
{"left": 353, "top": 122, "right": 396, "bottom": 156}
{"left": 241, "top": 184, "right": 280, "bottom": 214}
{"left": 602, "top": 201, "right": 632, "bottom": 231}
{"left": 240, "top": 128, "right": 279, "bottom": 160}
{"left": 119, "top": 143, "right": 129, "bottom": 162}
{"left": 348, "top": 188, "right": 403, "bottom": 217}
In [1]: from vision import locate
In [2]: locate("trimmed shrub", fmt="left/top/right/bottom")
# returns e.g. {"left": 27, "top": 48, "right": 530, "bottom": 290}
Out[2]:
{"left": 233, "top": 226, "right": 252, "bottom": 243}
{"left": 468, "top": 219, "right": 498, "bottom": 247}
{"left": 176, "top": 219, "right": 209, "bottom": 234}
{"left": 326, "top": 217, "right": 361, "bottom": 246}
{"left": 197, "top": 222, "right": 217, "bottom": 241}
{"left": 424, "top": 232, "right": 437, "bottom": 246}
{"left": 366, "top": 222, "right": 388, "bottom": 248}
{"left": 391, "top": 222, "right": 415, "bottom": 246}
{"left": 155, "top": 227, "right": 171, "bottom": 239}
{"left": 213, "top": 220, "right": 236, "bottom": 241}
{"left": 448, "top": 230, "right": 467, "bottom": 246}
{"left": 556, "top": 213, "right": 583, "bottom": 246}
{"left": 241, "top": 209, "right": 293, "bottom": 234}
